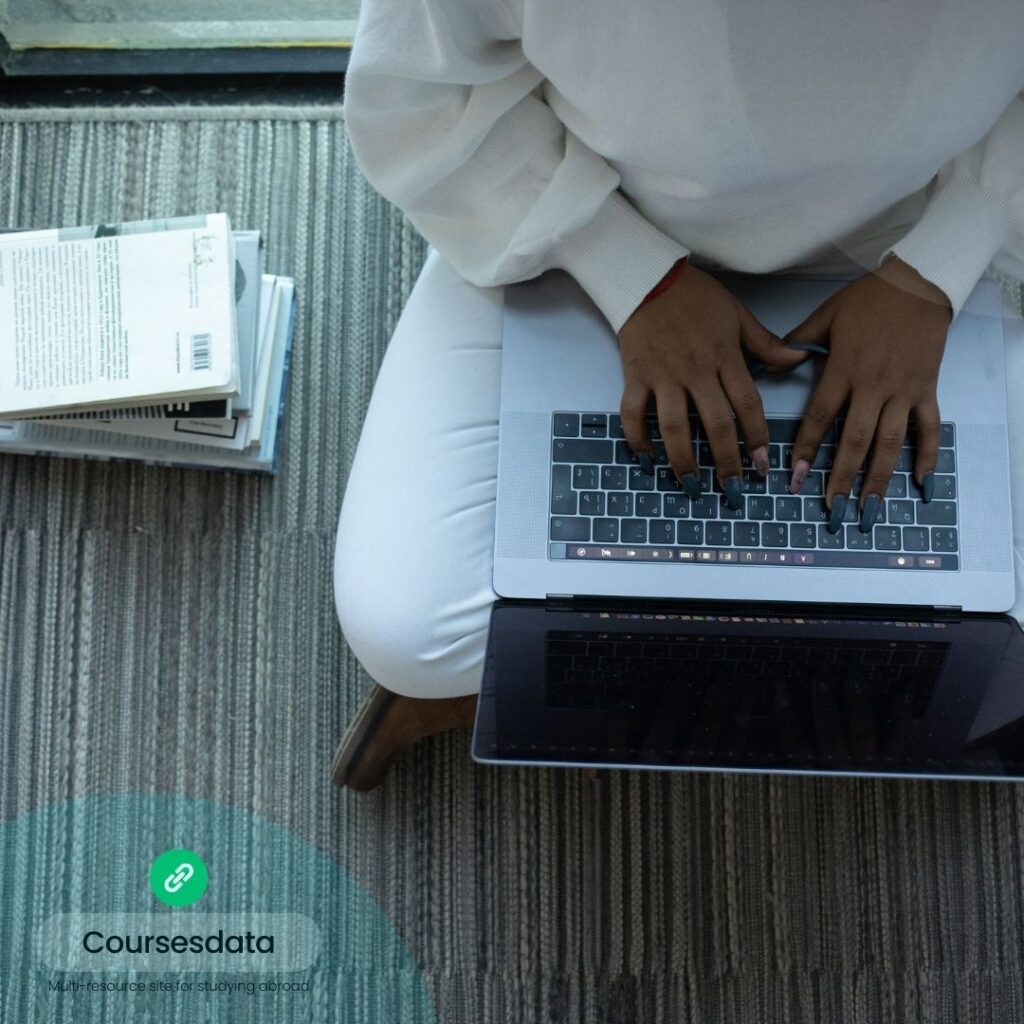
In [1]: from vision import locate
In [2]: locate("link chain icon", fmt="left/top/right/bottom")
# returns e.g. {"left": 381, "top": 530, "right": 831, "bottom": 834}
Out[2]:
{"left": 149, "top": 849, "right": 208, "bottom": 907}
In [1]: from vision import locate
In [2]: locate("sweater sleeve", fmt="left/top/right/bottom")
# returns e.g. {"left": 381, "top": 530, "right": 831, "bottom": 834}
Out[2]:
{"left": 883, "top": 90, "right": 1024, "bottom": 318}
{"left": 342, "top": 0, "right": 689, "bottom": 333}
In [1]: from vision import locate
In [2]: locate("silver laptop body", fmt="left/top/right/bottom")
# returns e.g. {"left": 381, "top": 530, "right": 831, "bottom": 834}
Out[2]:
{"left": 493, "top": 272, "right": 1015, "bottom": 612}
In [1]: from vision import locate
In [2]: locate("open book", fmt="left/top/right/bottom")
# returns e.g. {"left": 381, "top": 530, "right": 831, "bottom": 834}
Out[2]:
{"left": 0, "top": 214, "right": 295, "bottom": 473}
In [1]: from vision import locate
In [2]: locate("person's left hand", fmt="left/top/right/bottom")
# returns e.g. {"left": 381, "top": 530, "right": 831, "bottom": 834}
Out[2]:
{"left": 785, "top": 256, "right": 953, "bottom": 534}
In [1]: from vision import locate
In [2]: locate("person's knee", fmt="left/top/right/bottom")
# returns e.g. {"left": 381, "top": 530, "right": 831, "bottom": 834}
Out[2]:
{"left": 334, "top": 536, "right": 490, "bottom": 699}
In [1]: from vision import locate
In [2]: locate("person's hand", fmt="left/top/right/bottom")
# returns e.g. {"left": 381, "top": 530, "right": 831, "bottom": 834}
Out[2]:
{"left": 785, "top": 256, "right": 952, "bottom": 533}
{"left": 616, "top": 263, "right": 805, "bottom": 507}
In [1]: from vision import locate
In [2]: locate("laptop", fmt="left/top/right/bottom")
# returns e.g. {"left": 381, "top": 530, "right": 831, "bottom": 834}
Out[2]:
{"left": 472, "top": 270, "right": 1024, "bottom": 781}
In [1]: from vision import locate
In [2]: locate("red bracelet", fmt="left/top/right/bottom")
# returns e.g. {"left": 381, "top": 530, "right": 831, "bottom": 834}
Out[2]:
{"left": 637, "top": 256, "right": 688, "bottom": 309}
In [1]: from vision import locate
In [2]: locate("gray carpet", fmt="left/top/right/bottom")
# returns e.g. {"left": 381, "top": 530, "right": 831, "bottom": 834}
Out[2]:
{"left": 2, "top": 105, "right": 1024, "bottom": 1024}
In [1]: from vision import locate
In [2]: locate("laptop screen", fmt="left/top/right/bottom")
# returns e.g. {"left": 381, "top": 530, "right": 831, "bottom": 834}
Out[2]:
{"left": 473, "top": 602, "right": 1024, "bottom": 780}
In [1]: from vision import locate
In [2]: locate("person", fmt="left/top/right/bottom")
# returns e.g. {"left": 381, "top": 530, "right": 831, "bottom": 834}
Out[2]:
{"left": 332, "top": 0, "right": 1024, "bottom": 790}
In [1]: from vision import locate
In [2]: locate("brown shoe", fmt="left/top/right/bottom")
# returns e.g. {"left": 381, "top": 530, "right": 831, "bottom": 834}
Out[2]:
{"left": 331, "top": 684, "right": 479, "bottom": 792}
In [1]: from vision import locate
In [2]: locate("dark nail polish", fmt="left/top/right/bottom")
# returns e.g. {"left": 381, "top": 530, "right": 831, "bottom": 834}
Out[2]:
{"left": 922, "top": 471, "right": 934, "bottom": 503}
{"left": 680, "top": 473, "right": 702, "bottom": 500}
{"left": 723, "top": 476, "right": 742, "bottom": 510}
{"left": 639, "top": 452, "right": 654, "bottom": 475}
{"left": 860, "top": 494, "right": 880, "bottom": 533}
{"left": 828, "top": 495, "right": 847, "bottom": 534}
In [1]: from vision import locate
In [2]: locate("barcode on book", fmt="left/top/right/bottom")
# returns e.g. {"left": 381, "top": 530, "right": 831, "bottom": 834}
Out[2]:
{"left": 190, "top": 333, "right": 212, "bottom": 371}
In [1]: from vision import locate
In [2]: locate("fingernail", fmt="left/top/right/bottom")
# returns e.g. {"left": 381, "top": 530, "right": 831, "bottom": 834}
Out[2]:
{"left": 789, "top": 459, "right": 810, "bottom": 494}
{"left": 921, "top": 471, "right": 934, "bottom": 503}
{"left": 639, "top": 452, "right": 654, "bottom": 475}
{"left": 680, "top": 473, "right": 702, "bottom": 500}
{"left": 751, "top": 445, "right": 770, "bottom": 477}
{"left": 785, "top": 341, "right": 830, "bottom": 356}
{"left": 828, "top": 494, "right": 847, "bottom": 534}
{"left": 723, "top": 476, "right": 742, "bottom": 510}
{"left": 860, "top": 494, "right": 880, "bottom": 533}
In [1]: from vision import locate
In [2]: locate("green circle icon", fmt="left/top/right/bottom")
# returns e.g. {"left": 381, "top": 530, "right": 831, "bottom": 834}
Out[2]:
{"left": 149, "top": 848, "right": 208, "bottom": 907}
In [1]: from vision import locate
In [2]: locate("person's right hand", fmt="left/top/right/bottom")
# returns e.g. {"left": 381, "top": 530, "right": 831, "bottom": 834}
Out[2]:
{"left": 615, "top": 263, "right": 806, "bottom": 508}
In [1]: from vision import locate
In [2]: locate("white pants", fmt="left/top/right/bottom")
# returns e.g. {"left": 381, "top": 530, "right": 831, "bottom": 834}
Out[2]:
{"left": 334, "top": 248, "right": 1024, "bottom": 699}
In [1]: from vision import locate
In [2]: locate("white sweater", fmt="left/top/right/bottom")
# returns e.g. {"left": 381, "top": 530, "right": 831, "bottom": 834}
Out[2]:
{"left": 344, "top": 0, "right": 1024, "bottom": 331}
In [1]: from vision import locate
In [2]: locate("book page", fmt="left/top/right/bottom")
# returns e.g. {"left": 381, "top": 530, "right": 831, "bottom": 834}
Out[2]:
{"left": 0, "top": 214, "right": 237, "bottom": 416}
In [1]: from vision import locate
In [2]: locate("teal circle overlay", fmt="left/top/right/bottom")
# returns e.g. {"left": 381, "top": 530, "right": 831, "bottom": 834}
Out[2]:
{"left": 149, "top": 848, "right": 209, "bottom": 907}
{"left": 0, "top": 794, "right": 436, "bottom": 1024}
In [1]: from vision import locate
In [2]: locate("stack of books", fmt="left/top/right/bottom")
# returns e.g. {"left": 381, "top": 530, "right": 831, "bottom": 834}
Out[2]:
{"left": 0, "top": 213, "right": 295, "bottom": 473}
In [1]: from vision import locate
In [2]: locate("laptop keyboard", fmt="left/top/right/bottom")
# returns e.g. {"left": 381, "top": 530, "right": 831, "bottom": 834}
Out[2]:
{"left": 549, "top": 412, "right": 958, "bottom": 571}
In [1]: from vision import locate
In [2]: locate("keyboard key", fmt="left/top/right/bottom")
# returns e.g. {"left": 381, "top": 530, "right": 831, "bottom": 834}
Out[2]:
{"left": 652, "top": 442, "right": 670, "bottom": 466}
{"left": 940, "top": 423, "right": 954, "bottom": 448}
{"left": 930, "top": 527, "right": 958, "bottom": 552}
{"left": 635, "top": 493, "right": 662, "bottom": 517}
{"left": 621, "top": 519, "right": 647, "bottom": 544}
{"left": 581, "top": 413, "right": 606, "bottom": 428}
{"left": 934, "top": 474, "right": 956, "bottom": 499}
{"left": 733, "top": 522, "right": 760, "bottom": 547}
{"left": 554, "top": 413, "right": 579, "bottom": 437}
{"left": 747, "top": 496, "right": 773, "bottom": 521}
{"left": 799, "top": 472, "right": 824, "bottom": 496}
{"left": 676, "top": 521, "right": 704, "bottom": 546}
{"left": 896, "top": 449, "right": 914, "bottom": 472}
{"left": 662, "top": 494, "right": 690, "bottom": 517}
{"left": 804, "top": 497, "right": 828, "bottom": 523}
{"left": 628, "top": 466, "right": 655, "bottom": 490}
{"left": 551, "top": 465, "right": 576, "bottom": 514}
{"left": 717, "top": 495, "right": 744, "bottom": 519}
{"left": 573, "top": 465, "right": 599, "bottom": 489}
{"left": 705, "top": 522, "right": 732, "bottom": 546}
{"left": 888, "top": 500, "right": 916, "bottom": 525}
{"left": 768, "top": 419, "right": 800, "bottom": 443}
{"left": 740, "top": 473, "right": 766, "bottom": 494}
{"left": 936, "top": 449, "right": 955, "bottom": 473}
{"left": 846, "top": 526, "right": 872, "bottom": 549}
{"left": 649, "top": 519, "right": 676, "bottom": 544}
{"left": 874, "top": 526, "right": 901, "bottom": 550}
{"left": 608, "top": 414, "right": 625, "bottom": 438}
{"left": 885, "top": 474, "right": 908, "bottom": 498}
{"left": 768, "top": 471, "right": 790, "bottom": 495}
{"left": 601, "top": 465, "right": 627, "bottom": 490}
{"left": 691, "top": 495, "right": 719, "bottom": 519}
{"left": 916, "top": 501, "right": 956, "bottom": 526}
{"left": 615, "top": 440, "right": 640, "bottom": 465}
{"left": 700, "top": 468, "right": 714, "bottom": 492}
{"left": 775, "top": 497, "right": 802, "bottom": 522}
{"left": 902, "top": 526, "right": 928, "bottom": 551}
{"left": 578, "top": 491, "right": 605, "bottom": 516}
{"left": 607, "top": 491, "right": 633, "bottom": 516}
{"left": 581, "top": 423, "right": 607, "bottom": 437}
{"left": 553, "top": 439, "right": 613, "bottom": 463}
{"left": 769, "top": 445, "right": 782, "bottom": 469}
{"left": 762, "top": 523, "right": 788, "bottom": 547}
{"left": 818, "top": 525, "right": 843, "bottom": 548}
{"left": 790, "top": 524, "right": 816, "bottom": 548}
{"left": 812, "top": 446, "right": 835, "bottom": 470}
{"left": 656, "top": 467, "right": 681, "bottom": 491}
{"left": 645, "top": 417, "right": 662, "bottom": 440}
{"left": 698, "top": 442, "right": 714, "bottom": 466}
{"left": 550, "top": 517, "right": 589, "bottom": 541}
{"left": 592, "top": 518, "right": 618, "bottom": 543}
